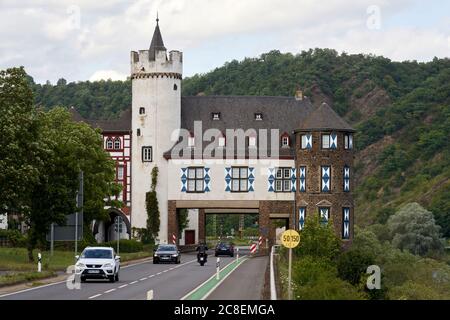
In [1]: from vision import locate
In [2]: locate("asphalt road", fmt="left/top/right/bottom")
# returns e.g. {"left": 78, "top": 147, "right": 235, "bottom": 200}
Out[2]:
{"left": 0, "top": 251, "right": 239, "bottom": 300}
{"left": 206, "top": 256, "right": 268, "bottom": 300}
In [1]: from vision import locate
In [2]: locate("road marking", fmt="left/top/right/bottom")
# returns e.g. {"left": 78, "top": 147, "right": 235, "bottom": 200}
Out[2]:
{"left": 156, "top": 272, "right": 162, "bottom": 275}
{"left": 104, "top": 288, "right": 116, "bottom": 293}
{"left": 89, "top": 294, "right": 102, "bottom": 299}
{"left": 118, "top": 284, "right": 128, "bottom": 289}
{"left": 149, "top": 275, "right": 155, "bottom": 278}
{"left": 140, "top": 277, "right": 147, "bottom": 281}
{"left": 129, "top": 281, "right": 138, "bottom": 285}
{"left": 162, "top": 270, "right": 168, "bottom": 273}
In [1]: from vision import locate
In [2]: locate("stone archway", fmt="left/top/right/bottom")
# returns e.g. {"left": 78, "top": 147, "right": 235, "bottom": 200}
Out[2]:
{"left": 93, "top": 208, "right": 131, "bottom": 242}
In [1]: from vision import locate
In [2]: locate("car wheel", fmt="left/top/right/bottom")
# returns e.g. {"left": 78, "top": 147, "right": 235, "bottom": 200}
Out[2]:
{"left": 153, "top": 260, "right": 158, "bottom": 264}
{"left": 81, "top": 276, "right": 86, "bottom": 283}
{"left": 230, "top": 253, "right": 234, "bottom": 257}
{"left": 177, "top": 258, "right": 181, "bottom": 264}
{"left": 215, "top": 253, "right": 218, "bottom": 257}
{"left": 115, "top": 272, "right": 119, "bottom": 282}
{"left": 109, "top": 275, "right": 115, "bottom": 283}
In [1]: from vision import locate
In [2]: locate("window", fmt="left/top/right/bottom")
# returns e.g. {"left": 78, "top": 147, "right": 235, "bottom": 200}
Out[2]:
{"left": 274, "top": 167, "right": 291, "bottom": 192}
{"left": 106, "top": 138, "right": 113, "bottom": 149}
{"left": 319, "top": 207, "right": 330, "bottom": 225}
{"left": 187, "top": 167, "right": 204, "bottom": 192}
{"left": 299, "top": 166, "right": 306, "bottom": 192}
{"left": 173, "top": 84, "right": 178, "bottom": 91}
{"left": 342, "top": 207, "right": 350, "bottom": 239}
{"left": 114, "top": 138, "right": 121, "bottom": 149}
{"left": 301, "top": 134, "right": 312, "bottom": 149}
{"left": 142, "top": 146, "right": 152, "bottom": 162}
{"left": 139, "top": 107, "right": 145, "bottom": 115}
{"left": 281, "top": 134, "right": 290, "bottom": 147}
{"left": 117, "top": 166, "right": 124, "bottom": 181}
{"left": 344, "top": 133, "right": 353, "bottom": 150}
{"left": 343, "top": 166, "right": 350, "bottom": 192}
{"left": 321, "top": 166, "right": 331, "bottom": 192}
{"left": 137, "top": 128, "right": 141, "bottom": 136}
{"left": 231, "top": 167, "right": 248, "bottom": 192}
{"left": 212, "top": 112, "right": 221, "bottom": 120}
{"left": 249, "top": 136, "right": 256, "bottom": 147}
{"left": 254, "top": 113, "right": 263, "bottom": 120}
{"left": 299, "top": 207, "right": 306, "bottom": 230}
{"left": 322, "top": 134, "right": 331, "bottom": 149}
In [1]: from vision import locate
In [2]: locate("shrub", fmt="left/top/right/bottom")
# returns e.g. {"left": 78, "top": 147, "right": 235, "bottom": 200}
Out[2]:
{"left": 0, "top": 229, "right": 27, "bottom": 247}
{"left": 337, "top": 249, "right": 375, "bottom": 285}
{"left": 98, "top": 239, "right": 143, "bottom": 253}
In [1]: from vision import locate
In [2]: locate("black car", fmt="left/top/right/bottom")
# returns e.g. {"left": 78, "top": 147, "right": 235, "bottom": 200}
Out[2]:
{"left": 215, "top": 242, "right": 234, "bottom": 257}
{"left": 153, "top": 244, "right": 181, "bottom": 264}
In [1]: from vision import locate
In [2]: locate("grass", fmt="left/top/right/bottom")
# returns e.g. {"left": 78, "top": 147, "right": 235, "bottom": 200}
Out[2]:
{"left": 0, "top": 247, "right": 153, "bottom": 272}
{"left": 0, "top": 271, "right": 56, "bottom": 287}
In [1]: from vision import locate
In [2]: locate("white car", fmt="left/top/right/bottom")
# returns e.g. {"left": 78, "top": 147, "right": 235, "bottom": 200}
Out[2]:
{"left": 75, "top": 247, "right": 120, "bottom": 283}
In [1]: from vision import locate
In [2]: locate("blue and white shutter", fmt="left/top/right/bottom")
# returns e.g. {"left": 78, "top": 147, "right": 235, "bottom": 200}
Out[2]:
{"left": 224, "top": 167, "right": 231, "bottom": 192}
{"left": 180, "top": 168, "right": 187, "bottom": 192}
{"left": 248, "top": 167, "right": 255, "bottom": 192}
{"left": 299, "top": 166, "right": 306, "bottom": 192}
{"left": 204, "top": 168, "right": 211, "bottom": 192}
{"left": 342, "top": 207, "right": 350, "bottom": 239}
{"left": 290, "top": 168, "right": 297, "bottom": 192}
{"left": 330, "top": 133, "right": 337, "bottom": 149}
{"left": 303, "top": 134, "right": 312, "bottom": 149}
{"left": 320, "top": 207, "right": 330, "bottom": 225}
{"left": 321, "top": 166, "right": 331, "bottom": 192}
{"left": 267, "top": 168, "right": 275, "bottom": 192}
{"left": 299, "top": 207, "right": 306, "bottom": 230}
{"left": 343, "top": 166, "right": 350, "bottom": 192}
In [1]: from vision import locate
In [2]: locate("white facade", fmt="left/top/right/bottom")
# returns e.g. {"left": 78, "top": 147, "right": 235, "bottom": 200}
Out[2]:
{"left": 130, "top": 39, "right": 183, "bottom": 243}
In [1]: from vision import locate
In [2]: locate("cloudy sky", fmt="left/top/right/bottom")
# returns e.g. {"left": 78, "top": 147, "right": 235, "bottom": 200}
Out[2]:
{"left": 0, "top": 0, "right": 448, "bottom": 84}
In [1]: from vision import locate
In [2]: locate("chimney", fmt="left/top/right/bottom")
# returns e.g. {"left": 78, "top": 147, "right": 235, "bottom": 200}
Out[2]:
{"left": 295, "top": 89, "right": 303, "bottom": 101}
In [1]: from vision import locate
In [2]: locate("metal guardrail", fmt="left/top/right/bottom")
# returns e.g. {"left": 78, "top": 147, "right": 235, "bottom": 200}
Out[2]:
{"left": 270, "top": 245, "right": 278, "bottom": 300}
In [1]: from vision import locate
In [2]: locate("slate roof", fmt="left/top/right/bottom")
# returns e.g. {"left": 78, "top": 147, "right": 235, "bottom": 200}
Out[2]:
{"left": 148, "top": 19, "right": 166, "bottom": 61}
{"left": 296, "top": 102, "right": 355, "bottom": 132}
{"left": 69, "top": 106, "right": 131, "bottom": 132}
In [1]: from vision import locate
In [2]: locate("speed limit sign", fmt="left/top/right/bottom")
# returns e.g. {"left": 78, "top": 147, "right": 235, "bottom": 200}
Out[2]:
{"left": 281, "top": 229, "right": 300, "bottom": 248}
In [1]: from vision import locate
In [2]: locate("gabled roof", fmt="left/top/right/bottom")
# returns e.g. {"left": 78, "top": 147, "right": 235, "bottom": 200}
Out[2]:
{"left": 69, "top": 106, "right": 131, "bottom": 132}
{"left": 296, "top": 102, "right": 355, "bottom": 132}
{"left": 149, "top": 18, "right": 166, "bottom": 61}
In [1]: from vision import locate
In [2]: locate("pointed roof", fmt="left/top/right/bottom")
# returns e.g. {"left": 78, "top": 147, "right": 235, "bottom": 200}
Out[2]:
{"left": 296, "top": 102, "right": 355, "bottom": 132}
{"left": 149, "top": 15, "right": 166, "bottom": 61}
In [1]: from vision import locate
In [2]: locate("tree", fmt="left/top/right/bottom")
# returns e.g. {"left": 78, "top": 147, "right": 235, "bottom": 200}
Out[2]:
{"left": 145, "top": 167, "right": 160, "bottom": 242}
{"left": 387, "top": 202, "right": 444, "bottom": 256}
{"left": 294, "top": 215, "right": 341, "bottom": 261}
{"left": 178, "top": 209, "right": 190, "bottom": 239}
{"left": 337, "top": 249, "right": 374, "bottom": 286}
{"left": 0, "top": 67, "right": 41, "bottom": 217}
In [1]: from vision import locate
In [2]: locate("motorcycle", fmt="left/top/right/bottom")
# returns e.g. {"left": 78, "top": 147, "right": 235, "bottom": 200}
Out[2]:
{"left": 197, "top": 252, "right": 207, "bottom": 266}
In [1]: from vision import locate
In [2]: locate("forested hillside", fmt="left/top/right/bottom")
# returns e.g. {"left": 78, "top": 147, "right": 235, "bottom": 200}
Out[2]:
{"left": 27, "top": 48, "right": 450, "bottom": 236}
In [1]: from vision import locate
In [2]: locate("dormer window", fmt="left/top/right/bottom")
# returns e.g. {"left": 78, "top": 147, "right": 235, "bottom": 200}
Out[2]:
{"left": 212, "top": 112, "right": 221, "bottom": 121}
{"left": 114, "top": 137, "right": 121, "bottom": 149}
{"left": 281, "top": 133, "right": 290, "bottom": 147}
{"left": 254, "top": 113, "right": 263, "bottom": 121}
{"left": 139, "top": 107, "right": 145, "bottom": 115}
{"left": 106, "top": 137, "right": 113, "bottom": 150}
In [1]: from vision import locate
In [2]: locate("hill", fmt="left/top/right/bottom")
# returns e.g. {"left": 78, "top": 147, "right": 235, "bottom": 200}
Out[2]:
{"left": 27, "top": 48, "right": 450, "bottom": 235}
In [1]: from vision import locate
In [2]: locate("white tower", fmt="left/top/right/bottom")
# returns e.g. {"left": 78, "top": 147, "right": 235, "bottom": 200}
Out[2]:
{"left": 130, "top": 17, "right": 182, "bottom": 243}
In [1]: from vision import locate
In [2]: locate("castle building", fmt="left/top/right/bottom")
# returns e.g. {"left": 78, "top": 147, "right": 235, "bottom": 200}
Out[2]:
{"left": 72, "top": 18, "right": 355, "bottom": 246}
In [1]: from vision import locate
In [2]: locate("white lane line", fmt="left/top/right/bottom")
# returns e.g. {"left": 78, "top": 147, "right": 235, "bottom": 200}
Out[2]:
{"left": 156, "top": 272, "right": 162, "bottom": 275}
{"left": 162, "top": 270, "right": 168, "bottom": 273}
{"left": 104, "top": 288, "right": 116, "bottom": 294}
{"left": 88, "top": 294, "right": 102, "bottom": 299}
{"left": 118, "top": 284, "right": 128, "bottom": 289}
{"left": 129, "top": 281, "right": 138, "bottom": 285}
{"left": 149, "top": 275, "right": 155, "bottom": 278}
{"left": 140, "top": 277, "right": 147, "bottom": 281}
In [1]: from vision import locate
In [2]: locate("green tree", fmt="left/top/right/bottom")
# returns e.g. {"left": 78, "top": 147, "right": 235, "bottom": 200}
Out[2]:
{"left": 145, "top": 167, "right": 160, "bottom": 242}
{"left": 387, "top": 202, "right": 444, "bottom": 256}
{"left": 178, "top": 208, "right": 190, "bottom": 239}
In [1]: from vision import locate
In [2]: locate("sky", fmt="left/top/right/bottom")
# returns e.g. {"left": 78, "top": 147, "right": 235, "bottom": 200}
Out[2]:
{"left": 0, "top": 0, "right": 448, "bottom": 84}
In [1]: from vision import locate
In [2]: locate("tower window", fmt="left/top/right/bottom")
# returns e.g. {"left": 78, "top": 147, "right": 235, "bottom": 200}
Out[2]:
{"left": 342, "top": 207, "right": 350, "bottom": 239}
{"left": 139, "top": 107, "right": 145, "bottom": 115}
{"left": 105, "top": 137, "right": 113, "bottom": 150}
{"left": 231, "top": 167, "right": 248, "bottom": 192}
{"left": 321, "top": 166, "right": 331, "bottom": 192}
{"left": 319, "top": 207, "right": 330, "bottom": 225}
{"left": 343, "top": 166, "right": 350, "bottom": 192}
{"left": 301, "top": 134, "right": 312, "bottom": 149}
{"left": 274, "top": 167, "right": 292, "bottom": 192}
{"left": 322, "top": 133, "right": 337, "bottom": 149}
{"left": 142, "top": 146, "right": 152, "bottom": 162}
{"left": 173, "top": 84, "right": 178, "bottom": 91}
{"left": 254, "top": 113, "right": 263, "bottom": 121}
{"left": 137, "top": 129, "right": 141, "bottom": 136}
{"left": 299, "top": 207, "right": 306, "bottom": 230}
{"left": 114, "top": 137, "right": 121, "bottom": 149}
{"left": 344, "top": 133, "right": 353, "bottom": 150}
{"left": 299, "top": 166, "right": 306, "bottom": 192}
{"left": 212, "top": 112, "right": 221, "bottom": 120}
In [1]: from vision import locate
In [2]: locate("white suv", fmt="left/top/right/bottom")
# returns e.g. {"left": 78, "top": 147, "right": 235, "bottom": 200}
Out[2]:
{"left": 75, "top": 247, "right": 120, "bottom": 283}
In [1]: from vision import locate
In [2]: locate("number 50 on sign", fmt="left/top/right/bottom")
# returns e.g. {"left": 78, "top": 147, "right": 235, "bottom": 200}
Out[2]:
{"left": 281, "top": 229, "right": 300, "bottom": 248}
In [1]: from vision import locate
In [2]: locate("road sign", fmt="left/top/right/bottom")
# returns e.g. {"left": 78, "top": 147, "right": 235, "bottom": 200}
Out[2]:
{"left": 281, "top": 229, "right": 300, "bottom": 249}
{"left": 250, "top": 243, "right": 257, "bottom": 254}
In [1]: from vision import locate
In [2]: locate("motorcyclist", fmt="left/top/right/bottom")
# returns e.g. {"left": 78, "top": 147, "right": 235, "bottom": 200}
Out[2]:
{"left": 196, "top": 242, "right": 208, "bottom": 261}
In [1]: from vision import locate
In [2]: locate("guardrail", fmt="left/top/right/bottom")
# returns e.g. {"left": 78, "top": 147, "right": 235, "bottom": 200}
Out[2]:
{"left": 270, "top": 245, "right": 280, "bottom": 300}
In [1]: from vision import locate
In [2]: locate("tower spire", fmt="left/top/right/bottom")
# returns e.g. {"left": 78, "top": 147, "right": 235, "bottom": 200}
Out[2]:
{"left": 156, "top": 12, "right": 159, "bottom": 25}
{"left": 149, "top": 13, "right": 166, "bottom": 61}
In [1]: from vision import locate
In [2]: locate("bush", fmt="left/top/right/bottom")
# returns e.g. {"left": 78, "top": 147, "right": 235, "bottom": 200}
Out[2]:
{"left": 98, "top": 239, "right": 144, "bottom": 253}
{"left": 0, "top": 229, "right": 27, "bottom": 247}
{"left": 337, "top": 250, "right": 375, "bottom": 285}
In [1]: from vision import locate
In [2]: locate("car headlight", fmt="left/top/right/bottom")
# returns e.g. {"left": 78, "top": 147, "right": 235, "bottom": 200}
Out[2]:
{"left": 103, "top": 263, "right": 113, "bottom": 268}
{"left": 171, "top": 254, "right": 178, "bottom": 257}
{"left": 154, "top": 253, "right": 158, "bottom": 257}
{"left": 76, "top": 262, "right": 85, "bottom": 268}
